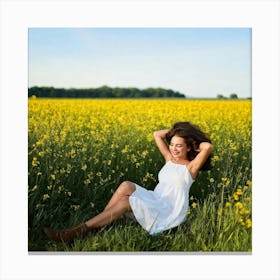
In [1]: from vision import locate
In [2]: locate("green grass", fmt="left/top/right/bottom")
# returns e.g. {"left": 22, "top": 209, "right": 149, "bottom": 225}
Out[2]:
{"left": 32, "top": 202, "right": 251, "bottom": 252}
{"left": 30, "top": 174, "right": 251, "bottom": 252}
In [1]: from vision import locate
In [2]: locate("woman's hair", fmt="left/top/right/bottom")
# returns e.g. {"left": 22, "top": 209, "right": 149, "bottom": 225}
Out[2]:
{"left": 166, "top": 121, "right": 212, "bottom": 170}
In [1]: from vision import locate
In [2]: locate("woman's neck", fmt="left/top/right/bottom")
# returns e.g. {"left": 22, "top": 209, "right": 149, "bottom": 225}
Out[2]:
{"left": 171, "top": 157, "right": 189, "bottom": 164}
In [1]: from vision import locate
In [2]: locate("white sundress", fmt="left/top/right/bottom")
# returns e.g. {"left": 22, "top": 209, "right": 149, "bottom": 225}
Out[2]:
{"left": 128, "top": 160, "right": 194, "bottom": 235}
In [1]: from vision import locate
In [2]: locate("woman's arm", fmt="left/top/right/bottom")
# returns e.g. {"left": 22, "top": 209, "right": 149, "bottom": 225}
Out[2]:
{"left": 189, "top": 142, "right": 212, "bottom": 176}
{"left": 153, "top": 129, "right": 172, "bottom": 162}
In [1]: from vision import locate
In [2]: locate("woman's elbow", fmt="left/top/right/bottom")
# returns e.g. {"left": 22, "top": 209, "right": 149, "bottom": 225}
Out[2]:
{"left": 153, "top": 131, "right": 161, "bottom": 138}
{"left": 200, "top": 142, "right": 213, "bottom": 152}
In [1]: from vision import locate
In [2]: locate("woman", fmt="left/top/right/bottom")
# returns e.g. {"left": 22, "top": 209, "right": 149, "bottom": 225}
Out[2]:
{"left": 44, "top": 121, "right": 212, "bottom": 243}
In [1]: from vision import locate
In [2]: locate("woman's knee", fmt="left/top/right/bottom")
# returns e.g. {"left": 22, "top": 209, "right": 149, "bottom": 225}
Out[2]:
{"left": 118, "top": 181, "right": 136, "bottom": 195}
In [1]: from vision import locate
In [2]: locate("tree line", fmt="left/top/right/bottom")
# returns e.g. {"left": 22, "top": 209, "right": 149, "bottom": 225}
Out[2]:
{"left": 28, "top": 86, "right": 186, "bottom": 98}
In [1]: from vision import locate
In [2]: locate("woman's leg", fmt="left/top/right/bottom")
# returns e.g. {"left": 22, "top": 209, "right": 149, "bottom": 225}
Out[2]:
{"left": 44, "top": 197, "right": 132, "bottom": 244}
{"left": 85, "top": 181, "right": 136, "bottom": 228}
{"left": 103, "top": 181, "right": 136, "bottom": 211}
{"left": 44, "top": 181, "right": 136, "bottom": 243}
{"left": 85, "top": 195, "right": 132, "bottom": 229}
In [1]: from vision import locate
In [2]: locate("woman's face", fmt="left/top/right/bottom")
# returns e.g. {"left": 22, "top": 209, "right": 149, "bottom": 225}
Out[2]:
{"left": 169, "top": 135, "right": 189, "bottom": 160}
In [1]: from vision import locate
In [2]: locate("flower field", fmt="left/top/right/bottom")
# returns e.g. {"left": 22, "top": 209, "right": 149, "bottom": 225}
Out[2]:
{"left": 28, "top": 99, "right": 252, "bottom": 251}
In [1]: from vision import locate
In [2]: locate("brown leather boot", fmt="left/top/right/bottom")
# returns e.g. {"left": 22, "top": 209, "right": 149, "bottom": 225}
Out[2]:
{"left": 44, "top": 222, "right": 89, "bottom": 243}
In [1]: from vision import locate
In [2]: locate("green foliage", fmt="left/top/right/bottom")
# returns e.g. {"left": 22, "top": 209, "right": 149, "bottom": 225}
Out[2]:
{"left": 28, "top": 86, "right": 186, "bottom": 98}
{"left": 229, "top": 93, "right": 238, "bottom": 99}
{"left": 217, "top": 94, "right": 226, "bottom": 99}
{"left": 217, "top": 93, "right": 239, "bottom": 99}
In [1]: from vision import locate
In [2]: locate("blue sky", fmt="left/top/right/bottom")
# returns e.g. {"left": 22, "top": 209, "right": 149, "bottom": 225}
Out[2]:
{"left": 28, "top": 28, "right": 251, "bottom": 98}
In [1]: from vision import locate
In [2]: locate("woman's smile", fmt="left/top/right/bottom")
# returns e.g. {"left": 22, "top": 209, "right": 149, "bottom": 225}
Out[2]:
{"left": 169, "top": 135, "right": 188, "bottom": 160}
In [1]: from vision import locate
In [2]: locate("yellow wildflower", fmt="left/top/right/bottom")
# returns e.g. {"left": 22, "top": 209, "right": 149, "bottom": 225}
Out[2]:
{"left": 235, "top": 202, "right": 243, "bottom": 209}
{"left": 246, "top": 218, "right": 252, "bottom": 228}
{"left": 84, "top": 179, "right": 91, "bottom": 185}
{"left": 233, "top": 193, "right": 239, "bottom": 201}
{"left": 42, "top": 194, "right": 50, "bottom": 201}
{"left": 236, "top": 189, "right": 243, "bottom": 195}
{"left": 32, "top": 157, "right": 39, "bottom": 167}
{"left": 246, "top": 180, "right": 252, "bottom": 187}
{"left": 191, "top": 202, "right": 197, "bottom": 208}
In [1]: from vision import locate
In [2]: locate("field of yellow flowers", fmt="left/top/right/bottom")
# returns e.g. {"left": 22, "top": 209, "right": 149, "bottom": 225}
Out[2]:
{"left": 28, "top": 99, "right": 252, "bottom": 251}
